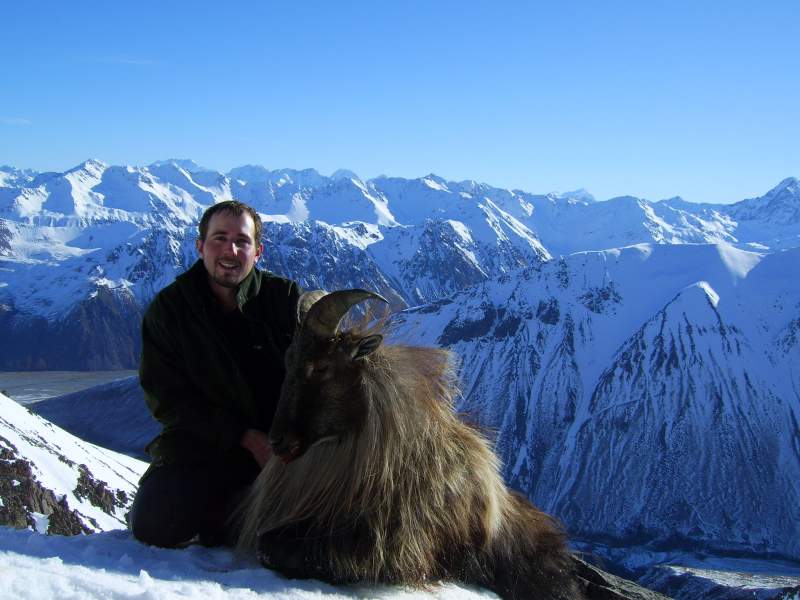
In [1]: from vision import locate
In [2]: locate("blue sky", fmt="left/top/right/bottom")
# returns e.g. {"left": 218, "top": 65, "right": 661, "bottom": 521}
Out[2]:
{"left": 1, "top": 1, "right": 798, "bottom": 203}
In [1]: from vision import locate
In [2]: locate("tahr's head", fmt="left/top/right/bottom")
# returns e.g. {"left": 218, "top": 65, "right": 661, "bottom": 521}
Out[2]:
{"left": 269, "top": 289, "right": 387, "bottom": 463}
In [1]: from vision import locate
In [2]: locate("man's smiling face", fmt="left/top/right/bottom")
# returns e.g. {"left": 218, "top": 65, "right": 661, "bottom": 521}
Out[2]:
{"left": 196, "top": 210, "right": 263, "bottom": 297}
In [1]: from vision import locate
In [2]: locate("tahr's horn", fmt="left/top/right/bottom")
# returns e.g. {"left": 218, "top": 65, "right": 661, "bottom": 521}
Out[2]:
{"left": 304, "top": 289, "right": 388, "bottom": 338}
{"left": 296, "top": 289, "right": 327, "bottom": 324}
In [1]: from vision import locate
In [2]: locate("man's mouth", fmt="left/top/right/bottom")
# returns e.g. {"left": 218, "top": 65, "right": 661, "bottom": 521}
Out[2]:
{"left": 217, "top": 260, "right": 241, "bottom": 273}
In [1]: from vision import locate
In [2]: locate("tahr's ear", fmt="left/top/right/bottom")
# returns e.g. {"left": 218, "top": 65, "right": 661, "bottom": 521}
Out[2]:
{"left": 351, "top": 334, "right": 383, "bottom": 360}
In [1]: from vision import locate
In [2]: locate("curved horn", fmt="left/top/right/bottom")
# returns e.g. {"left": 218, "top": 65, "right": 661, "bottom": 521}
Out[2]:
{"left": 304, "top": 288, "right": 388, "bottom": 338}
{"left": 296, "top": 289, "right": 328, "bottom": 325}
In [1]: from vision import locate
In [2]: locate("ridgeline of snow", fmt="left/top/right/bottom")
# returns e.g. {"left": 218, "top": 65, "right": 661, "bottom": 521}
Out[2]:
{"left": 1, "top": 161, "right": 798, "bottom": 354}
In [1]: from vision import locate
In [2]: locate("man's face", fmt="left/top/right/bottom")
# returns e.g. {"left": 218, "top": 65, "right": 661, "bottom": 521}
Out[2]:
{"left": 196, "top": 210, "right": 263, "bottom": 291}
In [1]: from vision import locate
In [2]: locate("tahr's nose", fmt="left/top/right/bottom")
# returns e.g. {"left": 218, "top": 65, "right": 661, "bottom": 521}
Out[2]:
{"left": 269, "top": 432, "right": 302, "bottom": 463}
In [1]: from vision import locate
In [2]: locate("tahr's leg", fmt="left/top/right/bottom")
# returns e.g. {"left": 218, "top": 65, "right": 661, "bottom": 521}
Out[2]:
{"left": 257, "top": 524, "right": 332, "bottom": 581}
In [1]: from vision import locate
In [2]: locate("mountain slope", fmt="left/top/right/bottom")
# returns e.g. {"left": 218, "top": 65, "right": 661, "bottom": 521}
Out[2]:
{"left": 393, "top": 243, "right": 800, "bottom": 560}
{"left": 0, "top": 391, "right": 144, "bottom": 533}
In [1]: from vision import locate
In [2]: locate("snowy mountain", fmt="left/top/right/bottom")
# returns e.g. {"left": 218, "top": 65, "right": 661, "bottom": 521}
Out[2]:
{"left": 0, "top": 161, "right": 555, "bottom": 369}
{"left": 1, "top": 160, "right": 798, "bottom": 369}
{"left": 393, "top": 243, "right": 800, "bottom": 562}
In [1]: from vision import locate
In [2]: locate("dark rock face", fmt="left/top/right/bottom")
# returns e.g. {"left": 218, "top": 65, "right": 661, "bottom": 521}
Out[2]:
{"left": 580, "top": 283, "right": 622, "bottom": 314}
{"left": 573, "top": 556, "right": 673, "bottom": 600}
{"left": 0, "top": 219, "right": 11, "bottom": 256}
{"left": 0, "top": 435, "right": 91, "bottom": 535}
{"left": 0, "top": 287, "right": 143, "bottom": 370}
{"left": 537, "top": 297, "right": 561, "bottom": 324}
{"left": 261, "top": 221, "right": 405, "bottom": 310}
{"left": 73, "top": 464, "right": 128, "bottom": 515}
{"left": 439, "top": 304, "right": 497, "bottom": 345}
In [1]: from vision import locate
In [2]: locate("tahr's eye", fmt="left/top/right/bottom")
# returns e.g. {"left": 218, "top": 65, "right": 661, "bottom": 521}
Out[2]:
{"left": 305, "top": 362, "right": 330, "bottom": 378}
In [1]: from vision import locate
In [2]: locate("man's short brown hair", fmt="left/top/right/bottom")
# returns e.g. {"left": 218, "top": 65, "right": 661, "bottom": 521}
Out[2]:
{"left": 198, "top": 200, "right": 263, "bottom": 243}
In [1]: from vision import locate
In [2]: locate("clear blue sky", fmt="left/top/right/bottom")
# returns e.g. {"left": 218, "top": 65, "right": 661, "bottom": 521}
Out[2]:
{"left": 2, "top": 1, "right": 798, "bottom": 203}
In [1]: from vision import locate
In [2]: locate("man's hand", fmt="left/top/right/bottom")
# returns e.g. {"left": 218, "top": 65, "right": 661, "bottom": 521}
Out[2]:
{"left": 240, "top": 429, "right": 272, "bottom": 468}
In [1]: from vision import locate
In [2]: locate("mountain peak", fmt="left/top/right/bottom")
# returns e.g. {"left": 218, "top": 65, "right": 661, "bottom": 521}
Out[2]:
{"left": 765, "top": 176, "right": 799, "bottom": 197}
{"left": 421, "top": 174, "right": 449, "bottom": 191}
{"left": 331, "top": 168, "right": 360, "bottom": 181}
{"left": 69, "top": 159, "right": 107, "bottom": 175}
{"left": 149, "top": 159, "right": 207, "bottom": 173}
{"left": 227, "top": 164, "right": 271, "bottom": 182}
{"left": 661, "top": 281, "right": 722, "bottom": 329}
{"left": 557, "top": 189, "right": 596, "bottom": 203}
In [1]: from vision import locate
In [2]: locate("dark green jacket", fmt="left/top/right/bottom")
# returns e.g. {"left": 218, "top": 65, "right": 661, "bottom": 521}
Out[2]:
{"left": 139, "top": 260, "right": 302, "bottom": 465}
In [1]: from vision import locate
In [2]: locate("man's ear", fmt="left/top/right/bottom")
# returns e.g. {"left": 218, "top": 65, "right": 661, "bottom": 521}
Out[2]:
{"left": 255, "top": 242, "right": 264, "bottom": 261}
{"left": 195, "top": 238, "right": 204, "bottom": 257}
{"left": 351, "top": 334, "right": 383, "bottom": 360}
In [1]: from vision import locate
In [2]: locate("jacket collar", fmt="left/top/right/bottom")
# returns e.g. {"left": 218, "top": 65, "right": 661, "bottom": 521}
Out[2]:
{"left": 179, "top": 259, "right": 262, "bottom": 313}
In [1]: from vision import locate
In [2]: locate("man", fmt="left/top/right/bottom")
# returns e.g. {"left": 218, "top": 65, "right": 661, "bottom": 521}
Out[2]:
{"left": 130, "top": 200, "right": 302, "bottom": 548}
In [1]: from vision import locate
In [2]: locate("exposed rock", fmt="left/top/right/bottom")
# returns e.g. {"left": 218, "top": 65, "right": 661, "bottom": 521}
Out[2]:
{"left": 536, "top": 297, "right": 561, "bottom": 324}
{"left": 73, "top": 464, "right": 127, "bottom": 515}
{"left": 0, "top": 435, "right": 91, "bottom": 535}
{"left": 439, "top": 304, "right": 497, "bottom": 345}
{"left": 579, "top": 283, "right": 622, "bottom": 314}
{"left": 573, "top": 556, "right": 672, "bottom": 600}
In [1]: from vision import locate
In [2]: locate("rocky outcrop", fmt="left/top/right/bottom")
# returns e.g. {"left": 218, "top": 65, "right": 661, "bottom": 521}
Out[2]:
{"left": 574, "top": 556, "right": 672, "bottom": 600}
{"left": 0, "top": 435, "right": 92, "bottom": 535}
{"left": 73, "top": 464, "right": 128, "bottom": 515}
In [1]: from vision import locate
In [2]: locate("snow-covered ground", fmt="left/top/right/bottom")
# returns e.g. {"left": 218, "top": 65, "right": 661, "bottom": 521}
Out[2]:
{"left": 0, "top": 527, "right": 494, "bottom": 600}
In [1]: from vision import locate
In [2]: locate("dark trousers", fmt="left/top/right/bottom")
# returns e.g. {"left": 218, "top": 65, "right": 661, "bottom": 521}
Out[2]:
{"left": 129, "top": 451, "right": 260, "bottom": 548}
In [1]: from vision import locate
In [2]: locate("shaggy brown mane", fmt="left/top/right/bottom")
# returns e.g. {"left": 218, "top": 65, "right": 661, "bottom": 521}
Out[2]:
{"left": 233, "top": 306, "right": 582, "bottom": 599}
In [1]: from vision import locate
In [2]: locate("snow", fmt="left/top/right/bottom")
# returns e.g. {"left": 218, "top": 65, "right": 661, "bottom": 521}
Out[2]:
{"left": 30, "top": 511, "right": 50, "bottom": 533}
{"left": 0, "top": 528, "right": 495, "bottom": 600}
{"left": 716, "top": 242, "right": 762, "bottom": 281}
{"left": 666, "top": 564, "right": 800, "bottom": 591}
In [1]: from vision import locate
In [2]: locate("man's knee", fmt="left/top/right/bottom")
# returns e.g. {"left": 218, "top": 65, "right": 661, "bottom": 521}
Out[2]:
{"left": 128, "top": 458, "right": 255, "bottom": 548}
{"left": 129, "top": 465, "right": 203, "bottom": 547}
